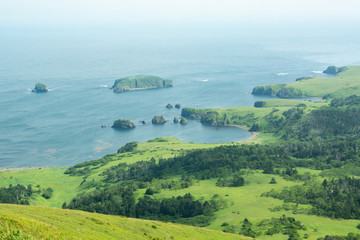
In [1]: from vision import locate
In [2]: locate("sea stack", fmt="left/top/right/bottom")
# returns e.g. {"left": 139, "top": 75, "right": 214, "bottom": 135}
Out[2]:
{"left": 32, "top": 83, "right": 48, "bottom": 93}
{"left": 111, "top": 119, "right": 136, "bottom": 129}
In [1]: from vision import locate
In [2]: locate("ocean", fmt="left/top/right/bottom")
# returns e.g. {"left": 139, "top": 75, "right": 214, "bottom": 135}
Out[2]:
{"left": 1, "top": 24, "right": 360, "bottom": 167}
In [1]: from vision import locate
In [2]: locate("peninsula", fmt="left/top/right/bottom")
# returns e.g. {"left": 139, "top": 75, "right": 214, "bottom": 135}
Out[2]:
{"left": 111, "top": 75, "right": 173, "bottom": 93}
{"left": 251, "top": 65, "right": 359, "bottom": 99}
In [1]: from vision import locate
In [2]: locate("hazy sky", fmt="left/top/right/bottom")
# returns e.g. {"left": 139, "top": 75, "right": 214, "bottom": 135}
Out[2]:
{"left": 1, "top": 0, "right": 360, "bottom": 27}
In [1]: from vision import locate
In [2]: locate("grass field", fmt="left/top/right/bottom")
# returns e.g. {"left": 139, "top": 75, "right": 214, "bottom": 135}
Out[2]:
{"left": 0, "top": 138, "right": 231, "bottom": 208}
{"left": 0, "top": 204, "right": 249, "bottom": 240}
{"left": 2, "top": 138, "right": 360, "bottom": 239}
{"left": 0, "top": 167, "right": 83, "bottom": 207}
{"left": 152, "top": 170, "right": 360, "bottom": 240}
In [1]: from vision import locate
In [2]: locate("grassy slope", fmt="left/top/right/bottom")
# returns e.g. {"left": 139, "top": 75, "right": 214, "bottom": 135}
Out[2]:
{"left": 153, "top": 169, "right": 360, "bottom": 240}
{"left": 0, "top": 138, "right": 229, "bottom": 208}
{"left": 254, "top": 66, "right": 360, "bottom": 98}
{"left": 2, "top": 138, "right": 360, "bottom": 239}
{"left": 0, "top": 204, "right": 248, "bottom": 240}
{"left": 0, "top": 167, "right": 83, "bottom": 207}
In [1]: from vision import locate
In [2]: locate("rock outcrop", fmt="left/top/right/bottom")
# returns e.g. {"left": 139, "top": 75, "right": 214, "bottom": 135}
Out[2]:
{"left": 323, "top": 66, "right": 347, "bottom": 75}
{"left": 111, "top": 119, "right": 136, "bottom": 129}
{"left": 152, "top": 116, "right": 166, "bottom": 124}
{"left": 180, "top": 117, "right": 188, "bottom": 124}
{"left": 32, "top": 83, "right": 48, "bottom": 93}
{"left": 173, "top": 117, "right": 179, "bottom": 123}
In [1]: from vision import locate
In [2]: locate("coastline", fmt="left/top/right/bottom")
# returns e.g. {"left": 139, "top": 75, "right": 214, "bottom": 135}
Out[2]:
{"left": 239, "top": 131, "right": 259, "bottom": 143}
{"left": 0, "top": 167, "right": 53, "bottom": 172}
{"left": 223, "top": 124, "right": 259, "bottom": 143}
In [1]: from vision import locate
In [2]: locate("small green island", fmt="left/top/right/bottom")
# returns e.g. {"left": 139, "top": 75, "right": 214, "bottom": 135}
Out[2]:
{"left": 111, "top": 75, "right": 173, "bottom": 93}
{"left": 32, "top": 83, "right": 48, "bottom": 93}
{"left": 111, "top": 119, "right": 136, "bottom": 129}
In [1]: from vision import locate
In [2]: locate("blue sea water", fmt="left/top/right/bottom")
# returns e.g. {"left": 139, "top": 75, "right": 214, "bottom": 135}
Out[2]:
{"left": 1, "top": 25, "right": 360, "bottom": 167}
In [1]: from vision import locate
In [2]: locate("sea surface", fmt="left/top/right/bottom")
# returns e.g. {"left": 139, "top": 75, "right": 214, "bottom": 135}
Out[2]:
{"left": 1, "top": 25, "right": 360, "bottom": 167}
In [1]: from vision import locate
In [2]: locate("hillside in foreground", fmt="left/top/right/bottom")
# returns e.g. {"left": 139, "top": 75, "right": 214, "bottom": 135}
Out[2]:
{"left": 0, "top": 204, "right": 247, "bottom": 240}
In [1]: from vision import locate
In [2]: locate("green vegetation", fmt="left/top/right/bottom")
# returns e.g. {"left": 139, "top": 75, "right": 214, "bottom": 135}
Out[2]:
{"left": 111, "top": 75, "right": 173, "bottom": 93}
{"left": 3, "top": 137, "right": 360, "bottom": 239}
{"left": 117, "top": 141, "right": 138, "bottom": 153}
{"left": 0, "top": 168, "right": 82, "bottom": 207}
{"left": 0, "top": 184, "right": 34, "bottom": 205}
{"left": 0, "top": 204, "right": 247, "bottom": 240}
{"left": 64, "top": 189, "right": 222, "bottom": 226}
{"left": 41, "top": 187, "right": 54, "bottom": 199}
{"left": 254, "top": 99, "right": 325, "bottom": 108}
{"left": 32, "top": 83, "right": 48, "bottom": 93}
{"left": 252, "top": 66, "right": 360, "bottom": 99}
{"left": 264, "top": 177, "right": 360, "bottom": 219}
{"left": 111, "top": 119, "right": 136, "bottom": 129}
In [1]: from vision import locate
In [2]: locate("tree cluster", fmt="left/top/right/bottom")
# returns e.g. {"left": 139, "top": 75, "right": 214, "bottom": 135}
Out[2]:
{"left": 64, "top": 186, "right": 219, "bottom": 226}
{"left": 265, "top": 177, "right": 360, "bottom": 219}
{"left": 0, "top": 184, "right": 34, "bottom": 205}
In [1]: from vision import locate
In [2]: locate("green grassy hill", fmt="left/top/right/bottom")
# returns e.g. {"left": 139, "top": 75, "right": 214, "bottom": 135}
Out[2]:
{"left": 2, "top": 138, "right": 360, "bottom": 239}
{"left": 0, "top": 138, "right": 228, "bottom": 208}
{"left": 181, "top": 99, "right": 325, "bottom": 136}
{"left": 252, "top": 66, "right": 360, "bottom": 99}
{"left": 0, "top": 204, "right": 247, "bottom": 240}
